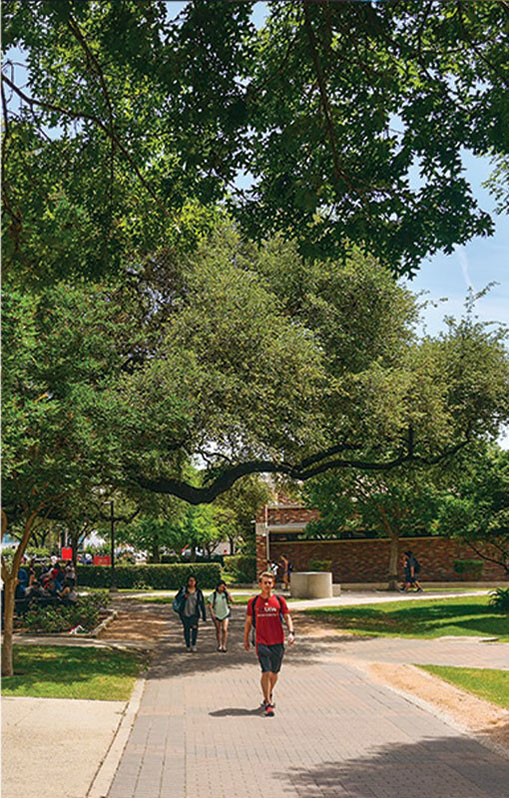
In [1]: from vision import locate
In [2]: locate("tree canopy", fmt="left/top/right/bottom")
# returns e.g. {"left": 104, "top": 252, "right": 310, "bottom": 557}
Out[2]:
{"left": 4, "top": 227, "right": 508, "bottom": 515}
{"left": 437, "top": 445, "right": 509, "bottom": 575}
{"left": 3, "top": 0, "right": 508, "bottom": 279}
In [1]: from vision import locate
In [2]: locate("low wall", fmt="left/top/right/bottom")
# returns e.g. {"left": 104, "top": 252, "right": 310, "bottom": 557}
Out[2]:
{"left": 260, "top": 536, "right": 506, "bottom": 583}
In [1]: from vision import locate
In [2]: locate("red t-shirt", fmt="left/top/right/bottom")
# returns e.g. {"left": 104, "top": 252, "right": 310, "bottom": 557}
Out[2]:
{"left": 247, "top": 594, "right": 289, "bottom": 646}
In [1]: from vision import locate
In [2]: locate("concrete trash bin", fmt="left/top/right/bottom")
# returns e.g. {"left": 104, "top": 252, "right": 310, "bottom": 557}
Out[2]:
{"left": 290, "top": 571, "right": 333, "bottom": 599}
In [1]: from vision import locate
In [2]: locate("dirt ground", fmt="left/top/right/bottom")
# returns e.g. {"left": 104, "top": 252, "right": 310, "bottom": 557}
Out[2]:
{"left": 97, "top": 598, "right": 172, "bottom": 644}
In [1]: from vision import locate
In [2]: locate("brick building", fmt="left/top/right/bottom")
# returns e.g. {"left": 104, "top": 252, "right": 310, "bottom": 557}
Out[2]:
{"left": 255, "top": 500, "right": 506, "bottom": 583}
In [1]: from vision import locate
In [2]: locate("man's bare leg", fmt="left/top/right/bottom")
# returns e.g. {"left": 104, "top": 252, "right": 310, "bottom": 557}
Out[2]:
{"left": 269, "top": 672, "right": 278, "bottom": 702}
{"left": 261, "top": 672, "right": 272, "bottom": 703}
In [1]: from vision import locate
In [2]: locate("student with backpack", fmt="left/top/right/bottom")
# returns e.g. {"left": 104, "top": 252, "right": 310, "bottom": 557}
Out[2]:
{"left": 208, "top": 579, "right": 234, "bottom": 652}
{"left": 401, "top": 550, "right": 423, "bottom": 592}
{"left": 173, "top": 575, "right": 206, "bottom": 652}
{"left": 244, "top": 570, "right": 295, "bottom": 717}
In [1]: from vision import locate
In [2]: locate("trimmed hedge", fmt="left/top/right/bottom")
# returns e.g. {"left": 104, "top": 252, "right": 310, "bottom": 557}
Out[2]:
{"left": 223, "top": 555, "right": 257, "bottom": 583}
{"left": 76, "top": 563, "right": 222, "bottom": 589}
{"left": 453, "top": 559, "right": 484, "bottom": 575}
{"left": 308, "top": 559, "right": 333, "bottom": 572}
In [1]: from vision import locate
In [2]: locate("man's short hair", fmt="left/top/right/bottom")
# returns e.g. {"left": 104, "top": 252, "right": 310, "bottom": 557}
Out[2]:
{"left": 258, "top": 570, "right": 275, "bottom": 582}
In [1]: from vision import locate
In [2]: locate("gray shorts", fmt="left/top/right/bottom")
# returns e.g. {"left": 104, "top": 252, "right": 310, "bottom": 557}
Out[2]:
{"left": 257, "top": 643, "right": 285, "bottom": 673}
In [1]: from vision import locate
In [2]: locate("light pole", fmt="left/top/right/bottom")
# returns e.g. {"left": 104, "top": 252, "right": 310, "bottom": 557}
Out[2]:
{"left": 109, "top": 499, "right": 116, "bottom": 592}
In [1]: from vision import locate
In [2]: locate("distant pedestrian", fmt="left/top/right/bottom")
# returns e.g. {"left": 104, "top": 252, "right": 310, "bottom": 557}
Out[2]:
{"left": 174, "top": 575, "right": 206, "bottom": 652}
{"left": 279, "top": 554, "right": 292, "bottom": 591}
{"left": 208, "top": 580, "right": 234, "bottom": 651}
{"left": 244, "top": 571, "right": 295, "bottom": 717}
{"left": 401, "top": 551, "right": 423, "bottom": 592}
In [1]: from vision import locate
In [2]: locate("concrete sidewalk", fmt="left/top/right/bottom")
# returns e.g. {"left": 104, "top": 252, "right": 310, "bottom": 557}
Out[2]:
{"left": 107, "top": 607, "right": 509, "bottom": 798}
{"left": 2, "top": 696, "right": 125, "bottom": 798}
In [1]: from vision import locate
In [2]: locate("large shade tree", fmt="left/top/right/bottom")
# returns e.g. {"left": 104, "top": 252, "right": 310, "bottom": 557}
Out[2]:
{"left": 3, "top": 227, "right": 509, "bottom": 673}
{"left": 437, "top": 445, "right": 509, "bottom": 577}
{"left": 303, "top": 467, "right": 445, "bottom": 590}
{"left": 2, "top": 0, "right": 508, "bottom": 279}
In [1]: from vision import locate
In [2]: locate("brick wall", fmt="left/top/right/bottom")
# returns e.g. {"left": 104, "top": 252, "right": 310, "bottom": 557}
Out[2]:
{"left": 261, "top": 536, "right": 507, "bottom": 582}
{"left": 256, "top": 506, "right": 320, "bottom": 525}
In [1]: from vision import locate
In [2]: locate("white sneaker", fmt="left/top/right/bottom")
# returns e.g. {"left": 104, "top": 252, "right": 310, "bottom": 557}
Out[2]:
{"left": 191, "top": 645, "right": 197, "bottom": 652}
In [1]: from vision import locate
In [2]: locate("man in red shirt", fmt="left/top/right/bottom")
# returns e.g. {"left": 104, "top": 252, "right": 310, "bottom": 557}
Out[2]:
{"left": 244, "top": 571, "right": 295, "bottom": 717}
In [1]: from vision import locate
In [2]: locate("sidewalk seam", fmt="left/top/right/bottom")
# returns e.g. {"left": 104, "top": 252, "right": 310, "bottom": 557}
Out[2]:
{"left": 87, "top": 675, "right": 146, "bottom": 798}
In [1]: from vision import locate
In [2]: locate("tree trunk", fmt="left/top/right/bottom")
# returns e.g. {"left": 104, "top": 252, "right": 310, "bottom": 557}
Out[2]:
{"left": 1, "top": 507, "right": 42, "bottom": 676}
{"left": 378, "top": 505, "right": 399, "bottom": 591}
{"left": 151, "top": 541, "right": 161, "bottom": 563}
{"left": 228, "top": 536, "right": 235, "bottom": 555}
{"left": 2, "top": 577, "right": 17, "bottom": 677}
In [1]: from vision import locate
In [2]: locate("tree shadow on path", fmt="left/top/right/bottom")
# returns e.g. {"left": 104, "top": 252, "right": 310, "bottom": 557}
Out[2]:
{"left": 144, "top": 605, "right": 357, "bottom": 680}
{"left": 272, "top": 734, "right": 509, "bottom": 798}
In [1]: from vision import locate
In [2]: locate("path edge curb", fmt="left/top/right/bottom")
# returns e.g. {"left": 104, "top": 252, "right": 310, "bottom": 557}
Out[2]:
{"left": 87, "top": 675, "right": 146, "bottom": 798}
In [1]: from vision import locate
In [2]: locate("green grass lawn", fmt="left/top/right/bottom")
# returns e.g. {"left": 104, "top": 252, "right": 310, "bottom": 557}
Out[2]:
{"left": 418, "top": 665, "right": 509, "bottom": 709}
{"left": 2, "top": 645, "right": 147, "bottom": 701}
{"left": 305, "top": 596, "right": 509, "bottom": 640}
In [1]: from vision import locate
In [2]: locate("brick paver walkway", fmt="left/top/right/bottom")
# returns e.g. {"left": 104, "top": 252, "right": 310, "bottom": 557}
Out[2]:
{"left": 107, "top": 606, "right": 509, "bottom": 798}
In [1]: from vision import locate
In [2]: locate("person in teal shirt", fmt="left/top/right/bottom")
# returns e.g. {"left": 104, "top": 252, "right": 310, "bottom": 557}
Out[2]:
{"left": 208, "top": 580, "right": 234, "bottom": 652}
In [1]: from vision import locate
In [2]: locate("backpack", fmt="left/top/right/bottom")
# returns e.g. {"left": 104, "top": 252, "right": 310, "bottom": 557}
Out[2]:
{"left": 250, "top": 594, "right": 284, "bottom": 644}
{"left": 413, "top": 557, "right": 421, "bottom": 575}
{"left": 172, "top": 589, "right": 185, "bottom": 614}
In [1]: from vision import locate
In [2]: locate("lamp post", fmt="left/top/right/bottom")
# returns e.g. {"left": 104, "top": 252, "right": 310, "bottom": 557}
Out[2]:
{"left": 109, "top": 499, "right": 116, "bottom": 592}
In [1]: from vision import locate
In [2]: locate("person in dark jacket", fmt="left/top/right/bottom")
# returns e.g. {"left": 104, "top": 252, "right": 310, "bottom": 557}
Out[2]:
{"left": 175, "top": 575, "right": 206, "bottom": 652}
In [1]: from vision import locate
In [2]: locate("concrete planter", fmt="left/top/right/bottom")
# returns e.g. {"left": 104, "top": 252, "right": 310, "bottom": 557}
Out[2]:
{"left": 290, "top": 571, "right": 333, "bottom": 599}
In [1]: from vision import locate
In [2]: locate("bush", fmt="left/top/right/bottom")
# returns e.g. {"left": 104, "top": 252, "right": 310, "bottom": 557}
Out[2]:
{"left": 24, "top": 590, "right": 110, "bottom": 634}
{"left": 76, "top": 563, "right": 222, "bottom": 589}
{"left": 489, "top": 587, "right": 509, "bottom": 613}
{"left": 308, "top": 559, "right": 333, "bottom": 572}
{"left": 223, "top": 555, "right": 257, "bottom": 583}
{"left": 453, "top": 559, "right": 484, "bottom": 576}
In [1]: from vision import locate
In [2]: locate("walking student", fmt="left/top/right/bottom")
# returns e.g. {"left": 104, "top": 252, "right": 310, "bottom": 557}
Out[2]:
{"left": 208, "top": 579, "right": 234, "bottom": 652}
{"left": 244, "top": 571, "right": 295, "bottom": 717}
{"left": 279, "top": 554, "right": 292, "bottom": 591}
{"left": 174, "top": 575, "right": 206, "bottom": 652}
{"left": 401, "top": 550, "right": 423, "bottom": 592}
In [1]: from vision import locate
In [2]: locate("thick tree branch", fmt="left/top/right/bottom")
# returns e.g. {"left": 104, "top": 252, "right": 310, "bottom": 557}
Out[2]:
{"left": 136, "top": 435, "right": 471, "bottom": 504}
{"left": 466, "top": 540, "right": 508, "bottom": 573}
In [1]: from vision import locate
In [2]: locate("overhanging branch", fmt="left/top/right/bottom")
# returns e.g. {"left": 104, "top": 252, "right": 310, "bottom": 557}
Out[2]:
{"left": 136, "top": 434, "right": 471, "bottom": 504}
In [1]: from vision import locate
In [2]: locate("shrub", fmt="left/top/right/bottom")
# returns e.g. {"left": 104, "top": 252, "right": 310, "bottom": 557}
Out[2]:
{"left": 223, "top": 555, "right": 257, "bottom": 583}
{"left": 24, "top": 590, "right": 110, "bottom": 634}
{"left": 453, "top": 559, "right": 484, "bottom": 575}
{"left": 76, "top": 563, "right": 221, "bottom": 589}
{"left": 489, "top": 587, "right": 509, "bottom": 613}
{"left": 308, "top": 559, "right": 333, "bottom": 572}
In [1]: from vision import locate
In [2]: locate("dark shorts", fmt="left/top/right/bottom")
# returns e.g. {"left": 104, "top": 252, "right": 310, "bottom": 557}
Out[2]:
{"left": 257, "top": 643, "right": 285, "bottom": 673}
